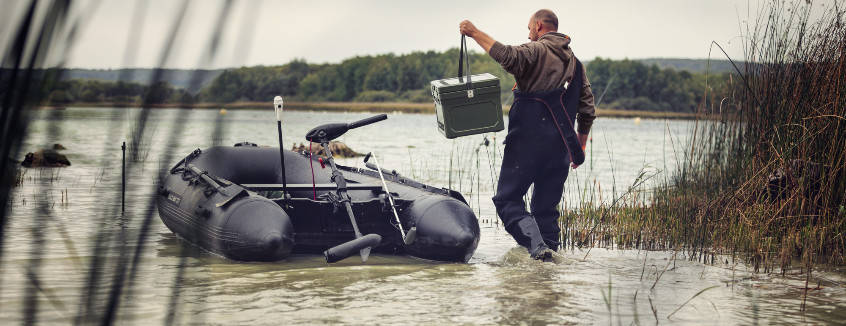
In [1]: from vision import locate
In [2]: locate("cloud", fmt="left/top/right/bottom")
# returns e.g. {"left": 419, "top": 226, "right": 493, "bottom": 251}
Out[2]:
{"left": 4, "top": 0, "right": 827, "bottom": 69}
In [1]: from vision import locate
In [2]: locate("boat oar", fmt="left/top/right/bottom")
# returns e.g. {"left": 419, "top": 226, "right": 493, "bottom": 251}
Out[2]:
{"left": 364, "top": 152, "right": 416, "bottom": 245}
{"left": 273, "top": 96, "right": 288, "bottom": 201}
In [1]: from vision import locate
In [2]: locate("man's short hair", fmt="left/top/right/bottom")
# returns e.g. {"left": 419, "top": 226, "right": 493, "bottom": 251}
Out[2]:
{"left": 532, "top": 9, "right": 558, "bottom": 31}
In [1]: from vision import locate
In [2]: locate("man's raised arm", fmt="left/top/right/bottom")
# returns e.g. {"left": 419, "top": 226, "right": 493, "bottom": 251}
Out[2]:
{"left": 459, "top": 20, "right": 496, "bottom": 52}
{"left": 460, "top": 20, "right": 537, "bottom": 78}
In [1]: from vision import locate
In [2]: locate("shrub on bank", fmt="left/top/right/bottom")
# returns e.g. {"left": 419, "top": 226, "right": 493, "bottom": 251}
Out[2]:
{"left": 353, "top": 90, "right": 397, "bottom": 102}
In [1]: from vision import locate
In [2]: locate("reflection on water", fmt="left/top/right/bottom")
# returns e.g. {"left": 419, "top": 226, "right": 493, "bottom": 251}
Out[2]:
{"left": 1, "top": 107, "right": 844, "bottom": 324}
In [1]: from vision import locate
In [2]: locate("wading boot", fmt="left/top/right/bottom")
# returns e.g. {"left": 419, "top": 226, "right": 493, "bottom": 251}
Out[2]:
{"left": 507, "top": 218, "right": 554, "bottom": 262}
{"left": 533, "top": 248, "right": 555, "bottom": 262}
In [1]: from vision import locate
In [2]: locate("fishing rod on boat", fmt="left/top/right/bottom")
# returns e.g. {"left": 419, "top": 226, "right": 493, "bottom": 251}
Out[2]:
{"left": 306, "top": 114, "right": 388, "bottom": 263}
{"left": 273, "top": 96, "right": 289, "bottom": 202}
{"left": 363, "top": 152, "right": 417, "bottom": 245}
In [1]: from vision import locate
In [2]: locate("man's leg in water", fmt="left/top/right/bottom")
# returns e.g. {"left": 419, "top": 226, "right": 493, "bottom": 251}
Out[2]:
{"left": 492, "top": 141, "right": 550, "bottom": 257}
{"left": 530, "top": 157, "right": 570, "bottom": 251}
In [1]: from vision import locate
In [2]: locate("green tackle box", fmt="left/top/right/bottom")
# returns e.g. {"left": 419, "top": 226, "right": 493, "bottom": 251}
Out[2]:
{"left": 430, "top": 72, "right": 504, "bottom": 139}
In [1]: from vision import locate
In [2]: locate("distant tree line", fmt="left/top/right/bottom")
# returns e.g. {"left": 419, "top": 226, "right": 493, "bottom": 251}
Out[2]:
{"left": 5, "top": 50, "right": 734, "bottom": 112}
{"left": 44, "top": 79, "right": 194, "bottom": 104}
{"left": 0, "top": 69, "right": 194, "bottom": 105}
{"left": 198, "top": 50, "right": 515, "bottom": 104}
{"left": 586, "top": 57, "right": 733, "bottom": 112}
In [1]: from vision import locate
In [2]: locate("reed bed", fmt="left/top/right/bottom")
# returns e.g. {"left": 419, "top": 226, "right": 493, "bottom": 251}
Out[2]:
{"left": 562, "top": 1, "right": 846, "bottom": 271}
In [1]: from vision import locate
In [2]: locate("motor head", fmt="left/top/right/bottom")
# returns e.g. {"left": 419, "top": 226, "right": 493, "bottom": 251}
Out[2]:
{"left": 305, "top": 114, "right": 387, "bottom": 143}
{"left": 305, "top": 123, "right": 348, "bottom": 143}
{"left": 273, "top": 96, "right": 284, "bottom": 121}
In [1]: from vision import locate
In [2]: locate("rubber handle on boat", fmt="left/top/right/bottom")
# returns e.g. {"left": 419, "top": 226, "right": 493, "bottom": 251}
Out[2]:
{"left": 365, "top": 162, "right": 378, "bottom": 171}
{"left": 348, "top": 114, "right": 387, "bottom": 129}
{"left": 364, "top": 162, "right": 397, "bottom": 176}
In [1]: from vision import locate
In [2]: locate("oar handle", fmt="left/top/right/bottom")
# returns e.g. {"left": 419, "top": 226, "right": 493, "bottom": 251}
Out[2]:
{"left": 367, "top": 151, "right": 411, "bottom": 243}
{"left": 273, "top": 96, "right": 287, "bottom": 199}
{"left": 273, "top": 96, "right": 284, "bottom": 121}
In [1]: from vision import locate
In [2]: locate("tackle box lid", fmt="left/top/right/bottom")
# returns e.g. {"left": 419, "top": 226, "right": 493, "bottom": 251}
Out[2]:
{"left": 431, "top": 73, "right": 499, "bottom": 93}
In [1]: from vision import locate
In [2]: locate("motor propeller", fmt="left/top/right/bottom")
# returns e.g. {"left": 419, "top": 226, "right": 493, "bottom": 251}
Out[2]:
{"left": 325, "top": 234, "right": 382, "bottom": 263}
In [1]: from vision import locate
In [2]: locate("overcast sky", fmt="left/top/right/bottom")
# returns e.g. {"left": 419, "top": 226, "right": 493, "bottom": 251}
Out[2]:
{"left": 0, "top": 0, "right": 834, "bottom": 69}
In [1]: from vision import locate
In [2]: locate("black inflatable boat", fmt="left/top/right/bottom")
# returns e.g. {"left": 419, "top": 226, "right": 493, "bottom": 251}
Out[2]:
{"left": 156, "top": 114, "right": 480, "bottom": 263}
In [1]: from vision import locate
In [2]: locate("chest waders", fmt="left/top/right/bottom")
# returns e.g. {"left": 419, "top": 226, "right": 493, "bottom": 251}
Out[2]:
{"left": 492, "top": 59, "right": 586, "bottom": 259}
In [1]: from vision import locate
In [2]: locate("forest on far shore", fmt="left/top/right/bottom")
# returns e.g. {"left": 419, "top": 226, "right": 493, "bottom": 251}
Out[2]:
{"left": 4, "top": 50, "right": 737, "bottom": 112}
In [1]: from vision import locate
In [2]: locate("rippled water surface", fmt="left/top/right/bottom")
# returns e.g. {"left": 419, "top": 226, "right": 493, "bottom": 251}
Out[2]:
{"left": 2, "top": 107, "right": 844, "bottom": 325}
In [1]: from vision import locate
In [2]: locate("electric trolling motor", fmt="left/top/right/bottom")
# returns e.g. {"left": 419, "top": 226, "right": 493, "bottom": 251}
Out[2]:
{"left": 305, "top": 114, "right": 388, "bottom": 263}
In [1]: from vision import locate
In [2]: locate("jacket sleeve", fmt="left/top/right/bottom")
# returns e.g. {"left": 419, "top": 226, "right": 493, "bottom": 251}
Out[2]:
{"left": 489, "top": 41, "right": 539, "bottom": 78}
{"left": 576, "top": 64, "right": 596, "bottom": 135}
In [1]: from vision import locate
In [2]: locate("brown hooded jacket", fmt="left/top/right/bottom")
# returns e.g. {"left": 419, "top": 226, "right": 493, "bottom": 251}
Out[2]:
{"left": 489, "top": 32, "right": 596, "bottom": 134}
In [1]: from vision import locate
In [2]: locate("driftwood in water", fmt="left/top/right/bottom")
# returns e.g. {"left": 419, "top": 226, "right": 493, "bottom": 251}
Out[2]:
{"left": 291, "top": 141, "right": 363, "bottom": 158}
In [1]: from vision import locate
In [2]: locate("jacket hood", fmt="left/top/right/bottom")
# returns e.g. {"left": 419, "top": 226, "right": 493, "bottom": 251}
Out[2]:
{"left": 538, "top": 32, "right": 573, "bottom": 62}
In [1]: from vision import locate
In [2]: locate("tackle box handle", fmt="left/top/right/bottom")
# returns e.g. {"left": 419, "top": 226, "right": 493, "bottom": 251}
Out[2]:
{"left": 458, "top": 35, "right": 475, "bottom": 98}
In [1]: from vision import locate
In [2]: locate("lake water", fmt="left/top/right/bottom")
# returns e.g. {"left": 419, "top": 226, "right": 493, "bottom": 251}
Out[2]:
{"left": 2, "top": 107, "right": 844, "bottom": 324}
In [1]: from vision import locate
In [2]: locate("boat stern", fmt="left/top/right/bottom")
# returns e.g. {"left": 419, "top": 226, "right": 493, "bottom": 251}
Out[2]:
{"left": 403, "top": 196, "right": 480, "bottom": 262}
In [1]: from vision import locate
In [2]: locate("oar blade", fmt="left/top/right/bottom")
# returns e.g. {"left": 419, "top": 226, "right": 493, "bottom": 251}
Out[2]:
{"left": 403, "top": 227, "right": 417, "bottom": 245}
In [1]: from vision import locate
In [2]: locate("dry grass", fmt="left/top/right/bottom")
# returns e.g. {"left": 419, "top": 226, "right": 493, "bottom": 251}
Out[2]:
{"left": 564, "top": 0, "right": 846, "bottom": 273}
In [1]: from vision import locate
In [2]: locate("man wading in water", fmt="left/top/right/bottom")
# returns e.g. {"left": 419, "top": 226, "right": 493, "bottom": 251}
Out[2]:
{"left": 460, "top": 9, "right": 596, "bottom": 261}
